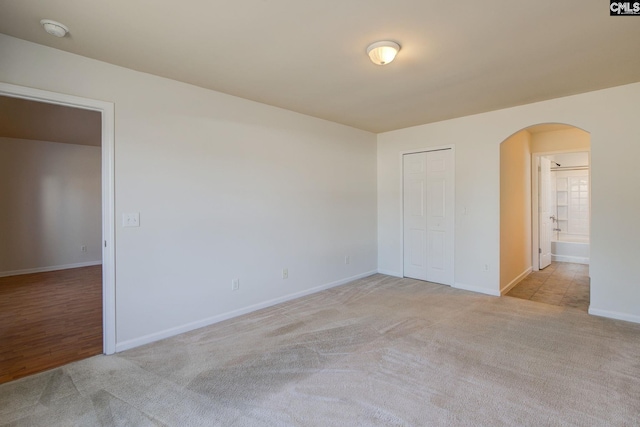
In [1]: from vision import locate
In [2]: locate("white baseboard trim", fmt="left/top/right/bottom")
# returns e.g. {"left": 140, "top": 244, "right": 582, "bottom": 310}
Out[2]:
{"left": 377, "top": 269, "right": 402, "bottom": 278}
{"left": 588, "top": 307, "right": 640, "bottom": 324}
{"left": 453, "top": 282, "right": 500, "bottom": 297}
{"left": 0, "top": 261, "right": 102, "bottom": 278}
{"left": 115, "top": 270, "right": 378, "bottom": 353}
{"left": 500, "top": 267, "right": 532, "bottom": 295}
{"left": 552, "top": 255, "right": 589, "bottom": 265}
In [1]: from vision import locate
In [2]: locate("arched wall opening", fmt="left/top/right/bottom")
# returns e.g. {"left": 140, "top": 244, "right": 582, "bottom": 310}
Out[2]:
{"left": 499, "top": 123, "right": 591, "bottom": 300}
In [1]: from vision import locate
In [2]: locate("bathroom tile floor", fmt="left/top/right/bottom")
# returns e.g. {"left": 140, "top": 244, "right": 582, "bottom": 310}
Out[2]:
{"left": 506, "top": 262, "right": 590, "bottom": 311}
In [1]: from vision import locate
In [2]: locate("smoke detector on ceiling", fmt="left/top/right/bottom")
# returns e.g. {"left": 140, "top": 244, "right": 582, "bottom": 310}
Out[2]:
{"left": 40, "top": 19, "right": 69, "bottom": 38}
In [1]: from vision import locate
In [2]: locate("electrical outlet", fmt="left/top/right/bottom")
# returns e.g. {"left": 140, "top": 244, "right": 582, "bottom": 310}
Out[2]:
{"left": 81, "top": 245, "right": 87, "bottom": 253}
{"left": 484, "top": 264, "right": 489, "bottom": 271}
{"left": 282, "top": 268, "right": 288, "bottom": 279}
{"left": 123, "top": 212, "right": 140, "bottom": 227}
{"left": 232, "top": 278, "right": 240, "bottom": 291}
{"left": 345, "top": 255, "right": 350, "bottom": 265}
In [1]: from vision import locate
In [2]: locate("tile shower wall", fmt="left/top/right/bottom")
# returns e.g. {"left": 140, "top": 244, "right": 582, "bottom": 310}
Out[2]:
{"left": 552, "top": 170, "right": 589, "bottom": 242}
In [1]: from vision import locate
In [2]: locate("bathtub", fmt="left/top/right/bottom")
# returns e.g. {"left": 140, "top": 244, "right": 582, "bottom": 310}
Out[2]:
{"left": 551, "top": 237, "right": 589, "bottom": 264}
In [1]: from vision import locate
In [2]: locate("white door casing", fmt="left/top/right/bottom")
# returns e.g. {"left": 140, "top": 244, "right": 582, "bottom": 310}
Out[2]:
{"left": 539, "top": 156, "right": 552, "bottom": 270}
{"left": 403, "top": 149, "right": 454, "bottom": 285}
{"left": 0, "top": 82, "right": 116, "bottom": 355}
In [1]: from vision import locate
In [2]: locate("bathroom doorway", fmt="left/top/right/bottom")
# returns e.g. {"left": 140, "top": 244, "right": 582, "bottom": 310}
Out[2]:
{"left": 527, "top": 125, "right": 591, "bottom": 272}
{"left": 538, "top": 151, "right": 590, "bottom": 267}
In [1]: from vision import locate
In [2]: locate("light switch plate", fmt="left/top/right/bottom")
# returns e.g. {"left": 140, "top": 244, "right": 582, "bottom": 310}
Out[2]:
{"left": 123, "top": 212, "right": 140, "bottom": 227}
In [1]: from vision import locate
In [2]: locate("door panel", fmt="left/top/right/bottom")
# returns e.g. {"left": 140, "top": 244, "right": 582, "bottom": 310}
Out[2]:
{"left": 409, "top": 181, "right": 424, "bottom": 216}
{"left": 428, "top": 230, "right": 445, "bottom": 270}
{"left": 403, "top": 153, "right": 428, "bottom": 280}
{"left": 403, "top": 149, "right": 454, "bottom": 285}
{"left": 427, "top": 179, "right": 445, "bottom": 218}
{"left": 425, "top": 150, "right": 453, "bottom": 284}
{"left": 410, "top": 229, "right": 426, "bottom": 267}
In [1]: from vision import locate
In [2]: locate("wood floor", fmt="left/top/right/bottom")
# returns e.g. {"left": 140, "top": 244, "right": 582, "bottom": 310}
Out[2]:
{"left": 0, "top": 266, "right": 103, "bottom": 384}
{"left": 506, "top": 262, "right": 590, "bottom": 311}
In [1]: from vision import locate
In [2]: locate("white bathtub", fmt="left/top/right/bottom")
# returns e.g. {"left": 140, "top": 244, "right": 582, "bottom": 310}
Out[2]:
{"left": 552, "top": 238, "right": 589, "bottom": 264}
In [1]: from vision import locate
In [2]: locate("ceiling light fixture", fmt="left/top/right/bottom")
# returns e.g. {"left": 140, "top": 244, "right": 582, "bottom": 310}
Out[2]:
{"left": 40, "top": 19, "right": 69, "bottom": 38}
{"left": 366, "top": 41, "right": 400, "bottom": 65}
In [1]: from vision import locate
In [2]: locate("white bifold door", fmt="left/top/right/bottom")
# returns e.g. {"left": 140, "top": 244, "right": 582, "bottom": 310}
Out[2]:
{"left": 403, "top": 149, "right": 454, "bottom": 285}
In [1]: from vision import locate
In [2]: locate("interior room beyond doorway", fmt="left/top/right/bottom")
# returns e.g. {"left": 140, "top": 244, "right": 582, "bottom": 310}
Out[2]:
{"left": 0, "top": 95, "right": 104, "bottom": 383}
{"left": 500, "top": 124, "right": 591, "bottom": 309}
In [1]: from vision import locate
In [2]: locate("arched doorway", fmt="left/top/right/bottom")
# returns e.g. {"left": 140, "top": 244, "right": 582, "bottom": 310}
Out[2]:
{"left": 500, "top": 123, "right": 591, "bottom": 311}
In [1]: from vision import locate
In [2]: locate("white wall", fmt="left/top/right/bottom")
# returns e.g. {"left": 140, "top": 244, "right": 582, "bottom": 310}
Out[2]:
{"left": 0, "top": 34, "right": 378, "bottom": 349}
{"left": 0, "top": 137, "right": 102, "bottom": 275}
{"left": 378, "top": 82, "right": 640, "bottom": 323}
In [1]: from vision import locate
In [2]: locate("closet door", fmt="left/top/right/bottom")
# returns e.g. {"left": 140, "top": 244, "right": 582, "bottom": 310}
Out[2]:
{"left": 403, "top": 152, "right": 428, "bottom": 281}
{"left": 403, "top": 149, "right": 454, "bottom": 285}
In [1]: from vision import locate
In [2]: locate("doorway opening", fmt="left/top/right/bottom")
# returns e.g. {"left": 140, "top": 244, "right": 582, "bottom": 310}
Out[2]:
{"left": 0, "top": 83, "right": 115, "bottom": 383}
{"left": 536, "top": 151, "right": 591, "bottom": 268}
{"left": 500, "top": 124, "right": 591, "bottom": 311}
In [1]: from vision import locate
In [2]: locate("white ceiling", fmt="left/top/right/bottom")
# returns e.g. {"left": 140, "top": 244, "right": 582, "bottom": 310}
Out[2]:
{"left": 1, "top": 0, "right": 639, "bottom": 133}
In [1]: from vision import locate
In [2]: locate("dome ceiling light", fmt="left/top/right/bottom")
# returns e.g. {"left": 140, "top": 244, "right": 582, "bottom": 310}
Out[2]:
{"left": 40, "top": 19, "right": 69, "bottom": 38}
{"left": 366, "top": 41, "right": 401, "bottom": 65}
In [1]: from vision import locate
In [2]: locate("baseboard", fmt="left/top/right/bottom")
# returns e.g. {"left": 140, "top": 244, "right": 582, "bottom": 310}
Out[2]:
{"left": 0, "top": 261, "right": 102, "bottom": 278}
{"left": 552, "top": 255, "right": 589, "bottom": 265}
{"left": 115, "top": 270, "right": 378, "bottom": 353}
{"left": 588, "top": 307, "right": 640, "bottom": 324}
{"left": 377, "top": 269, "right": 402, "bottom": 278}
{"left": 453, "top": 282, "right": 500, "bottom": 297}
{"left": 500, "top": 267, "right": 532, "bottom": 295}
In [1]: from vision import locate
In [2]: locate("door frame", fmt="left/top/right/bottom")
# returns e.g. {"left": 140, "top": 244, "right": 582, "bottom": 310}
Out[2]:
{"left": 399, "top": 144, "right": 455, "bottom": 283}
{"left": 0, "top": 82, "right": 116, "bottom": 355}
{"left": 531, "top": 149, "right": 591, "bottom": 272}
{"left": 538, "top": 156, "right": 553, "bottom": 270}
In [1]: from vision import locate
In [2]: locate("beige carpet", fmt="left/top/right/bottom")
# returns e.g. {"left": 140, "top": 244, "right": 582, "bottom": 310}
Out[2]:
{"left": 1, "top": 274, "right": 639, "bottom": 426}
